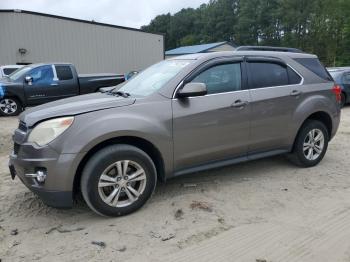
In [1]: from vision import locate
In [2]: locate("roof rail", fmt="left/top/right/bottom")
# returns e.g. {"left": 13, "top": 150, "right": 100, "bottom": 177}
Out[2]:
{"left": 235, "top": 46, "right": 303, "bottom": 53}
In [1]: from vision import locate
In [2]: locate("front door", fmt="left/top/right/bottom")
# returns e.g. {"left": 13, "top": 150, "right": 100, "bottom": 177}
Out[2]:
{"left": 172, "top": 60, "right": 251, "bottom": 171}
{"left": 24, "top": 65, "right": 58, "bottom": 105}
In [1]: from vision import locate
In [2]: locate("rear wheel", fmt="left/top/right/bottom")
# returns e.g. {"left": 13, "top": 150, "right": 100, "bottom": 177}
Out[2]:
{"left": 288, "top": 120, "right": 329, "bottom": 167}
{"left": 0, "top": 97, "right": 22, "bottom": 116}
{"left": 81, "top": 144, "right": 157, "bottom": 217}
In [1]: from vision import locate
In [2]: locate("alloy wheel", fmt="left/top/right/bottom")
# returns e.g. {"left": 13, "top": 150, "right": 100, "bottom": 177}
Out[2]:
{"left": 303, "top": 129, "right": 325, "bottom": 161}
{"left": 98, "top": 160, "right": 147, "bottom": 208}
{"left": 0, "top": 98, "right": 17, "bottom": 115}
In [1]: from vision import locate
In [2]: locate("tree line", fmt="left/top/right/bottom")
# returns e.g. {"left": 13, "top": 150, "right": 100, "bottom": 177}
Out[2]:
{"left": 141, "top": 0, "right": 350, "bottom": 66}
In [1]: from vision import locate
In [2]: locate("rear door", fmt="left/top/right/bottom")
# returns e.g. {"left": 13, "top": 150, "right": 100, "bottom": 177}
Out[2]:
{"left": 54, "top": 65, "right": 79, "bottom": 98}
{"left": 246, "top": 57, "right": 303, "bottom": 154}
{"left": 172, "top": 58, "right": 251, "bottom": 171}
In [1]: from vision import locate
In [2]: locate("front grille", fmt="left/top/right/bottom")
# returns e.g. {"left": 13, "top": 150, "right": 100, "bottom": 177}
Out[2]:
{"left": 18, "top": 121, "right": 27, "bottom": 132}
{"left": 14, "top": 143, "right": 20, "bottom": 155}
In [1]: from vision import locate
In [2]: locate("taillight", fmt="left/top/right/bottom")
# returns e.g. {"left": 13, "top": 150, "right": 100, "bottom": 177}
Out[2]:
{"left": 332, "top": 85, "right": 342, "bottom": 103}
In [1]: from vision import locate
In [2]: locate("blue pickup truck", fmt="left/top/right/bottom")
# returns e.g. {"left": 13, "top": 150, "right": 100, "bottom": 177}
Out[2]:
{"left": 0, "top": 63, "right": 125, "bottom": 116}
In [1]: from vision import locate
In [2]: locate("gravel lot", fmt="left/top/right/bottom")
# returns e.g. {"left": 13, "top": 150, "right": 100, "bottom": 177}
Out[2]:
{"left": 0, "top": 108, "right": 350, "bottom": 262}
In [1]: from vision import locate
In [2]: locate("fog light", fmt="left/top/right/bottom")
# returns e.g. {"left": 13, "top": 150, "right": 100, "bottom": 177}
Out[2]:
{"left": 25, "top": 170, "right": 47, "bottom": 183}
{"left": 36, "top": 171, "right": 46, "bottom": 183}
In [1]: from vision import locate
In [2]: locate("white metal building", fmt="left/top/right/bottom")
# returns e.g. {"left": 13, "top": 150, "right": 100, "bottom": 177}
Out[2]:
{"left": 0, "top": 10, "right": 165, "bottom": 74}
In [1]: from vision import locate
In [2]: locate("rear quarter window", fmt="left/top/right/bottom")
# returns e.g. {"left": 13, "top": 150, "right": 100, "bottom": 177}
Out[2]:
{"left": 55, "top": 66, "right": 73, "bottom": 80}
{"left": 294, "top": 58, "right": 332, "bottom": 81}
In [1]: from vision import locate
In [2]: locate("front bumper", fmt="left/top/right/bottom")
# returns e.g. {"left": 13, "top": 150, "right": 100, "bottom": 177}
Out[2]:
{"left": 9, "top": 140, "right": 79, "bottom": 208}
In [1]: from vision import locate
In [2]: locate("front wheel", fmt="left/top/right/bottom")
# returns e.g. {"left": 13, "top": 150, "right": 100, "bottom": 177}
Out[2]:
{"left": 0, "top": 97, "right": 22, "bottom": 116}
{"left": 81, "top": 144, "right": 157, "bottom": 217}
{"left": 288, "top": 120, "right": 329, "bottom": 167}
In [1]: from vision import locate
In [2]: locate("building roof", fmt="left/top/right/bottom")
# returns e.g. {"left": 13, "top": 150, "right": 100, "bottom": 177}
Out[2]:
{"left": 0, "top": 9, "right": 164, "bottom": 37}
{"left": 165, "top": 42, "right": 232, "bottom": 56}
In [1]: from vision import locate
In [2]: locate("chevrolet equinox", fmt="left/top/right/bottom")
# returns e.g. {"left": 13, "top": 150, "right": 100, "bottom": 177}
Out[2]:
{"left": 9, "top": 48, "right": 341, "bottom": 216}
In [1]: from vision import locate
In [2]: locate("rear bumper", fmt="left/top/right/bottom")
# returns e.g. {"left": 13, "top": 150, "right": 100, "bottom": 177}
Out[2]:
{"left": 8, "top": 143, "right": 80, "bottom": 208}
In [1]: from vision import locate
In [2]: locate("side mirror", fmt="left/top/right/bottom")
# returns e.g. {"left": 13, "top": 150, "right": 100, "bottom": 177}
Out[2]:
{"left": 177, "top": 82, "right": 207, "bottom": 98}
{"left": 25, "top": 76, "right": 33, "bottom": 85}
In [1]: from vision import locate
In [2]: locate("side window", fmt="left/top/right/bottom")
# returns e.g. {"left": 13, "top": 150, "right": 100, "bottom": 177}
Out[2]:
{"left": 29, "top": 65, "right": 54, "bottom": 84}
{"left": 287, "top": 67, "right": 302, "bottom": 85}
{"left": 293, "top": 58, "right": 332, "bottom": 81}
{"left": 343, "top": 73, "right": 350, "bottom": 84}
{"left": 3, "top": 68, "right": 18, "bottom": 76}
{"left": 55, "top": 65, "right": 73, "bottom": 80}
{"left": 248, "top": 62, "right": 288, "bottom": 89}
{"left": 191, "top": 63, "right": 241, "bottom": 94}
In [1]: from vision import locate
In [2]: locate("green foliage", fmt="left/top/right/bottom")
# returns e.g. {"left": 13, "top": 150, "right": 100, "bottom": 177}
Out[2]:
{"left": 141, "top": 0, "right": 350, "bottom": 66}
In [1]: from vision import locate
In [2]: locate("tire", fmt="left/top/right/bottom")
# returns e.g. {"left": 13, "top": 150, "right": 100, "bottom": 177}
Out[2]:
{"left": 81, "top": 144, "right": 157, "bottom": 217}
{"left": 0, "top": 97, "right": 22, "bottom": 116}
{"left": 288, "top": 120, "right": 329, "bottom": 167}
{"left": 340, "top": 92, "right": 346, "bottom": 108}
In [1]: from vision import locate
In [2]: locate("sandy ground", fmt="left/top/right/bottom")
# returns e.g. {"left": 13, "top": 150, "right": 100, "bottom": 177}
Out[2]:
{"left": 0, "top": 108, "right": 350, "bottom": 262}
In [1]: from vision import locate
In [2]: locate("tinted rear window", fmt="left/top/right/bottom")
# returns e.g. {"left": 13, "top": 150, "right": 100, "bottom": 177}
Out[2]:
{"left": 55, "top": 65, "right": 73, "bottom": 80}
{"left": 3, "top": 68, "right": 18, "bottom": 75}
{"left": 294, "top": 58, "right": 332, "bottom": 81}
{"left": 249, "top": 62, "right": 289, "bottom": 88}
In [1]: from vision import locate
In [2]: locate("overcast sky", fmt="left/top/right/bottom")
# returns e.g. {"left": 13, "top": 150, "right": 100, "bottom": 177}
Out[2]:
{"left": 0, "top": 0, "right": 208, "bottom": 28}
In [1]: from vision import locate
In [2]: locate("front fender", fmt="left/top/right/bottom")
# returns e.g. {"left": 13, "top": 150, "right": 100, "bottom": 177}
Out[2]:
{"left": 50, "top": 101, "right": 173, "bottom": 175}
{"left": 0, "top": 83, "right": 26, "bottom": 105}
{"left": 0, "top": 84, "right": 4, "bottom": 98}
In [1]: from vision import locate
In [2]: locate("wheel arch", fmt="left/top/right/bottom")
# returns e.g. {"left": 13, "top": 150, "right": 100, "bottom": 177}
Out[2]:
{"left": 73, "top": 136, "right": 166, "bottom": 195}
{"left": 303, "top": 111, "right": 332, "bottom": 138}
{"left": 1, "top": 95, "right": 24, "bottom": 106}
{"left": 292, "top": 111, "right": 333, "bottom": 151}
{"left": 0, "top": 95, "right": 24, "bottom": 116}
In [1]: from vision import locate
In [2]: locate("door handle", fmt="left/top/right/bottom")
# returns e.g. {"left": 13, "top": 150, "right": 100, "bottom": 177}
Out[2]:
{"left": 290, "top": 90, "right": 302, "bottom": 96}
{"left": 232, "top": 100, "right": 249, "bottom": 108}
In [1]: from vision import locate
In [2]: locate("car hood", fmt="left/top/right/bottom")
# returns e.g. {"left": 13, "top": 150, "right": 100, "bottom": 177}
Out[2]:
{"left": 20, "top": 92, "right": 136, "bottom": 126}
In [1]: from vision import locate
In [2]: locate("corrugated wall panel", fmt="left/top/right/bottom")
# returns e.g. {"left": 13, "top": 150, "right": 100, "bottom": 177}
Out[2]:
{"left": 0, "top": 12, "right": 164, "bottom": 73}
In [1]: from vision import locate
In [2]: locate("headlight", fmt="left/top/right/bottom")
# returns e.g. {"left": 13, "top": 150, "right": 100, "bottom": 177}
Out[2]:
{"left": 28, "top": 117, "right": 74, "bottom": 146}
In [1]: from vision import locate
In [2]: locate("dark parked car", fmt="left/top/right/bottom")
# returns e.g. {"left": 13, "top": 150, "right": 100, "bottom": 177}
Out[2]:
{"left": 0, "top": 63, "right": 125, "bottom": 116}
{"left": 9, "top": 48, "right": 341, "bottom": 217}
{"left": 327, "top": 67, "right": 350, "bottom": 107}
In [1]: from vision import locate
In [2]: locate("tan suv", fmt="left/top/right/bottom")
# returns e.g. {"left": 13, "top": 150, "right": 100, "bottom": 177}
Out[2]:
{"left": 9, "top": 47, "right": 341, "bottom": 216}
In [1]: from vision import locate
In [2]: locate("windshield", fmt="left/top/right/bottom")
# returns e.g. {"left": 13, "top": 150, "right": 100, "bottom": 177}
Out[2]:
{"left": 9, "top": 66, "right": 33, "bottom": 81}
{"left": 118, "top": 60, "right": 193, "bottom": 97}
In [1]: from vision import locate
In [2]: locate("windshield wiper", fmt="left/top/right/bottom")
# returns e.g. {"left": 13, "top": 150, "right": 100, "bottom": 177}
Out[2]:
{"left": 112, "top": 90, "right": 130, "bottom": 98}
